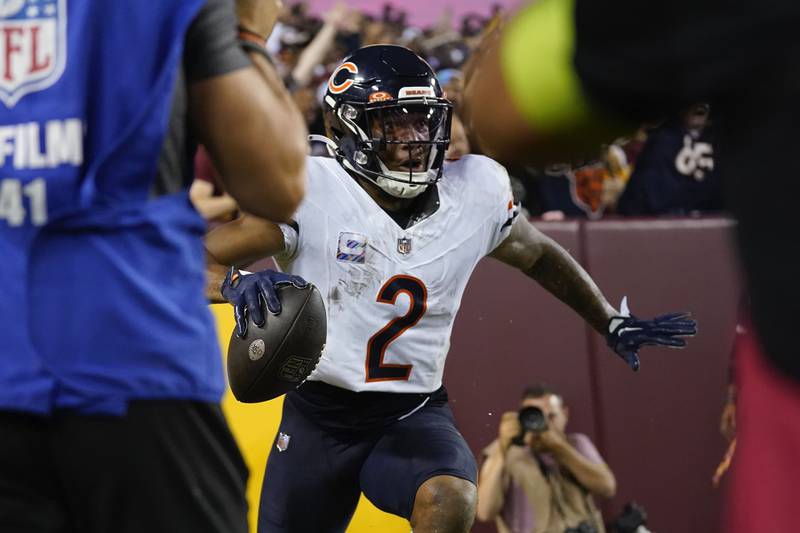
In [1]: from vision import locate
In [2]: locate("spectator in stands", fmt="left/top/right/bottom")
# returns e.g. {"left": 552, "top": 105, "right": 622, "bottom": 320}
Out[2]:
{"left": 283, "top": 2, "right": 357, "bottom": 92}
{"left": 477, "top": 384, "right": 615, "bottom": 533}
{"left": 527, "top": 142, "right": 629, "bottom": 220}
{"left": 617, "top": 104, "right": 723, "bottom": 216}
{"left": 618, "top": 127, "right": 649, "bottom": 169}
{"left": 447, "top": 114, "right": 472, "bottom": 160}
{"left": 438, "top": 68, "right": 464, "bottom": 108}
{"left": 602, "top": 144, "right": 631, "bottom": 212}
{"left": 530, "top": 163, "right": 587, "bottom": 220}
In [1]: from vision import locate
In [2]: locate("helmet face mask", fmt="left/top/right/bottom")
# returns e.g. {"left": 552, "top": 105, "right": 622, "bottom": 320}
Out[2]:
{"left": 322, "top": 46, "right": 453, "bottom": 199}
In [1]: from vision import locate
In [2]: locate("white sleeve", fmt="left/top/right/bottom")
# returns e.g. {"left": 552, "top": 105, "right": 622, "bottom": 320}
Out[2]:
{"left": 483, "top": 160, "right": 520, "bottom": 254}
{"left": 274, "top": 157, "right": 314, "bottom": 264}
{"left": 275, "top": 222, "right": 299, "bottom": 261}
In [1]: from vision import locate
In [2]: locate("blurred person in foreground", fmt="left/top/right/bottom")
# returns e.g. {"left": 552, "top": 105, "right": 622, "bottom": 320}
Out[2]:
{"left": 0, "top": 0, "right": 306, "bottom": 531}
{"left": 461, "top": 1, "right": 800, "bottom": 530}
{"left": 712, "top": 296, "right": 750, "bottom": 488}
{"left": 478, "top": 384, "right": 615, "bottom": 533}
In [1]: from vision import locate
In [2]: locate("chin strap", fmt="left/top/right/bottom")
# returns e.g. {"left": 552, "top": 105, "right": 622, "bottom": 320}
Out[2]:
{"left": 308, "top": 134, "right": 339, "bottom": 158}
{"left": 309, "top": 134, "right": 429, "bottom": 198}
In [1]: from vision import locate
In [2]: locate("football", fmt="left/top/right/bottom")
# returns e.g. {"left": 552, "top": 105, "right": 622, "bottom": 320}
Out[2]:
{"left": 227, "top": 283, "right": 326, "bottom": 403}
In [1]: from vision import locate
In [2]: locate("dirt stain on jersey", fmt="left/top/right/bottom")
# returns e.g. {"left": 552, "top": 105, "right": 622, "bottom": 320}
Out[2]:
{"left": 339, "top": 262, "right": 383, "bottom": 300}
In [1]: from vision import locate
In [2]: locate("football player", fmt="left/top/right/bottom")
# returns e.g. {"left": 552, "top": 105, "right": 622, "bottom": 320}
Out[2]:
{"left": 205, "top": 45, "right": 696, "bottom": 533}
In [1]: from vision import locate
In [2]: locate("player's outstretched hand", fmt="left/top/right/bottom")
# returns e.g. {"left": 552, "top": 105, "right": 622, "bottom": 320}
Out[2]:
{"left": 221, "top": 268, "right": 308, "bottom": 337}
{"left": 606, "top": 297, "right": 697, "bottom": 372}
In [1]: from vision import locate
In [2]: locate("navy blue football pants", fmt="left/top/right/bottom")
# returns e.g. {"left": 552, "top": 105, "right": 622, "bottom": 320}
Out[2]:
{"left": 258, "top": 384, "right": 477, "bottom": 532}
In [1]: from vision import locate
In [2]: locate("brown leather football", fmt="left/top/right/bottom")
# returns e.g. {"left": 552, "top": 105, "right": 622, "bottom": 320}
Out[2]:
{"left": 227, "top": 283, "right": 326, "bottom": 403}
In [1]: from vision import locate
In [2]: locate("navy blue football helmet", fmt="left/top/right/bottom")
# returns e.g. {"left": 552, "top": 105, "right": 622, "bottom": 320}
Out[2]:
{"left": 321, "top": 45, "right": 452, "bottom": 198}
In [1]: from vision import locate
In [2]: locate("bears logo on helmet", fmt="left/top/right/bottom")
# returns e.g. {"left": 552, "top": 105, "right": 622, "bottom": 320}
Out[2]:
{"left": 328, "top": 62, "right": 358, "bottom": 94}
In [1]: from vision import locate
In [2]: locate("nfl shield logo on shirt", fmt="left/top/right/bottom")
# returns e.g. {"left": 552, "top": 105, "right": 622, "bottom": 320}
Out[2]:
{"left": 276, "top": 432, "right": 291, "bottom": 452}
{"left": 336, "top": 232, "right": 367, "bottom": 263}
{"left": 0, "top": 0, "right": 67, "bottom": 107}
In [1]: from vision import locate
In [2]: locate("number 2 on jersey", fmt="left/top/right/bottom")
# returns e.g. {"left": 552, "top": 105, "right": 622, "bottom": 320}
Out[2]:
{"left": 365, "top": 275, "right": 427, "bottom": 382}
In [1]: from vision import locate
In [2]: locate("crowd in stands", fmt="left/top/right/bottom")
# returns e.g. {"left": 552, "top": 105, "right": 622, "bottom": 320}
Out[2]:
{"left": 192, "top": 1, "right": 726, "bottom": 223}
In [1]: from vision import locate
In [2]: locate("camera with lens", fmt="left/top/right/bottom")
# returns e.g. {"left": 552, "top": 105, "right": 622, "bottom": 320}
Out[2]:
{"left": 519, "top": 405, "right": 548, "bottom": 433}
{"left": 512, "top": 406, "right": 548, "bottom": 445}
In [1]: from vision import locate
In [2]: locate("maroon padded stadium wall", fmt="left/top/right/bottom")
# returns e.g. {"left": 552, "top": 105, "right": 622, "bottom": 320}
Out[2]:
{"left": 445, "top": 217, "right": 740, "bottom": 533}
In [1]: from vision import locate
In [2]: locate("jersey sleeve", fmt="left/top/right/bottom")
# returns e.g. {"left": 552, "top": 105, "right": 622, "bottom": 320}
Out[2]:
{"left": 274, "top": 220, "right": 299, "bottom": 262}
{"left": 479, "top": 157, "right": 520, "bottom": 255}
{"left": 274, "top": 197, "right": 311, "bottom": 268}
{"left": 273, "top": 156, "right": 323, "bottom": 268}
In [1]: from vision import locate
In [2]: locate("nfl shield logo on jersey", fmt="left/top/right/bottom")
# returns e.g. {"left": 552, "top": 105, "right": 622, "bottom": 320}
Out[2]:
{"left": 397, "top": 237, "right": 411, "bottom": 255}
{"left": 0, "top": 0, "right": 66, "bottom": 107}
{"left": 336, "top": 232, "right": 367, "bottom": 263}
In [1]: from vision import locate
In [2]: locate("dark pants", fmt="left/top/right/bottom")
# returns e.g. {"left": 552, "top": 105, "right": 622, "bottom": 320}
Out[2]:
{"left": 258, "top": 383, "right": 477, "bottom": 533}
{"left": 0, "top": 401, "right": 248, "bottom": 533}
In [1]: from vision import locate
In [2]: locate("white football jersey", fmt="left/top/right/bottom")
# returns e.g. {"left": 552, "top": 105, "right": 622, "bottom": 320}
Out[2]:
{"left": 276, "top": 154, "right": 518, "bottom": 393}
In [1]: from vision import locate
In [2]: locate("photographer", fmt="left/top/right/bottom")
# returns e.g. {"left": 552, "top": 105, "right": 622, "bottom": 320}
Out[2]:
{"left": 477, "top": 385, "right": 616, "bottom": 533}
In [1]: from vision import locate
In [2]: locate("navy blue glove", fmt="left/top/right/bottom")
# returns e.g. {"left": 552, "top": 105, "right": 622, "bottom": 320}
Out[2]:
{"left": 606, "top": 297, "right": 697, "bottom": 372}
{"left": 221, "top": 267, "right": 308, "bottom": 338}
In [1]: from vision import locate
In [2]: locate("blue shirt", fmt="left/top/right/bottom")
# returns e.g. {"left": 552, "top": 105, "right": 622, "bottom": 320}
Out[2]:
{"left": 0, "top": 0, "right": 227, "bottom": 415}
